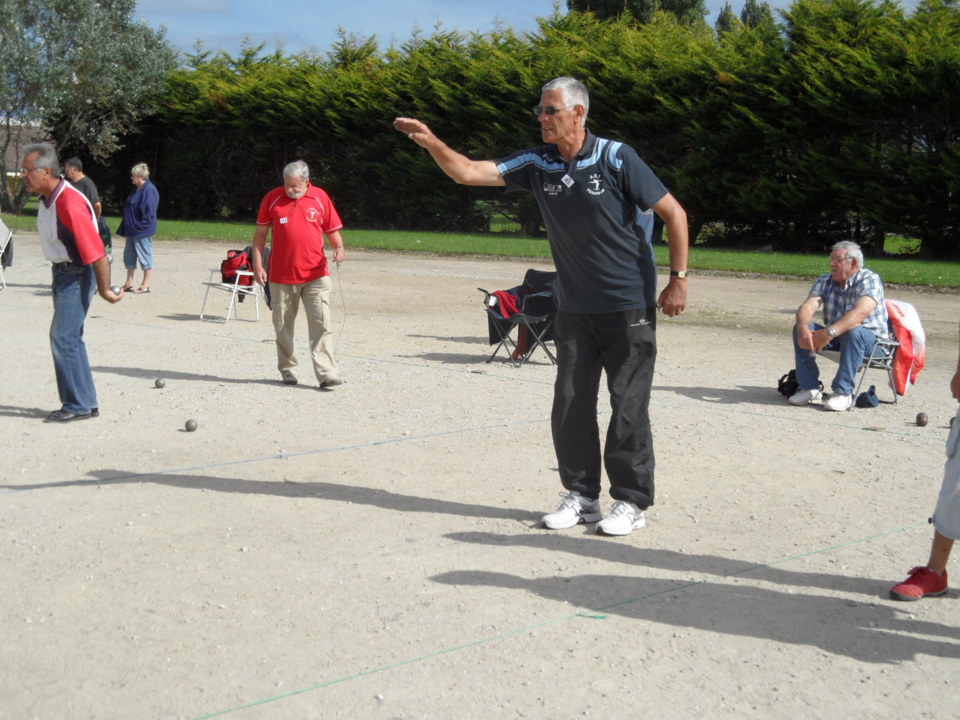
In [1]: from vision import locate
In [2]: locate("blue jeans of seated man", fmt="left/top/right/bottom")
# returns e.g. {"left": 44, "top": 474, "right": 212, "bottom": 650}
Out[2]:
{"left": 792, "top": 322, "right": 878, "bottom": 396}
{"left": 50, "top": 264, "right": 98, "bottom": 414}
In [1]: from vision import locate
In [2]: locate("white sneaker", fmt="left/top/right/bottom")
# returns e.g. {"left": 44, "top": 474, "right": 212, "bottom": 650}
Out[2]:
{"left": 542, "top": 491, "right": 602, "bottom": 530}
{"left": 596, "top": 501, "right": 646, "bottom": 536}
{"left": 789, "top": 387, "right": 823, "bottom": 405}
{"left": 824, "top": 393, "right": 852, "bottom": 411}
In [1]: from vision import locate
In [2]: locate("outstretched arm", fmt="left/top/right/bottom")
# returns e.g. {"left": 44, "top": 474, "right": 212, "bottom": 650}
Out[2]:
{"left": 393, "top": 117, "right": 505, "bottom": 187}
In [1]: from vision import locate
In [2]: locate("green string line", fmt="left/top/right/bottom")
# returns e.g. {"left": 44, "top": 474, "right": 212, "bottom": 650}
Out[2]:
{"left": 189, "top": 521, "right": 928, "bottom": 719}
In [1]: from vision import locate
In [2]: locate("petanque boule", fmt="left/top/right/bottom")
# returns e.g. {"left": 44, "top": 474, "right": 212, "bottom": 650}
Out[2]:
{"left": 185, "top": 419, "right": 198, "bottom": 432}
{"left": 916, "top": 412, "right": 929, "bottom": 427}
{"left": 111, "top": 285, "right": 121, "bottom": 294}
{"left": 154, "top": 378, "right": 166, "bottom": 389}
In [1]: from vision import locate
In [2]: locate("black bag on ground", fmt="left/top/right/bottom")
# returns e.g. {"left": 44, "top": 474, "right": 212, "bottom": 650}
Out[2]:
{"left": 856, "top": 385, "right": 880, "bottom": 408}
{"left": 778, "top": 369, "right": 823, "bottom": 397}
{"left": 778, "top": 369, "right": 799, "bottom": 397}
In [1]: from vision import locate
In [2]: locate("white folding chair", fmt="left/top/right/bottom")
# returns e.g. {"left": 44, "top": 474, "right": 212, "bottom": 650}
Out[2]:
{"left": 0, "top": 218, "right": 12, "bottom": 290}
{"left": 200, "top": 268, "right": 262, "bottom": 322}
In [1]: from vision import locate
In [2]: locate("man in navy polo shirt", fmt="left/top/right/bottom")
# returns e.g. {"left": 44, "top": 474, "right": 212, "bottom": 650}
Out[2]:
{"left": 394, "top": 76, "right": 689, "bottom": 536}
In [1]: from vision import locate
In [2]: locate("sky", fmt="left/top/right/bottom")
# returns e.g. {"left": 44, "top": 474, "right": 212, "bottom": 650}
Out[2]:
{"left": 133, "top": 0, "right": 785, "bottom": 57}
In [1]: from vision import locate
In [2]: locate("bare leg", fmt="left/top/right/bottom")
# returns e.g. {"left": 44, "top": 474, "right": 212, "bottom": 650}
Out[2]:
{"left": 139, "top": 268, "right": 153, "bottom": 291}
{"left": 927, "top": 530, "right": 955, "bottom": 574}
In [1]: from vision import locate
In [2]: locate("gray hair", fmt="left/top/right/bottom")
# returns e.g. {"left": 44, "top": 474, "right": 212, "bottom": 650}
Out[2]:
{"left": 283, "top": 160, "right": 310, "bottom": 181}
{"left": 542, "top": 77, "right": 590, "bottom": 127}
{"left": 832, "top": 240, "right": 864, "bottom": 268}
{"left": 23, "top": 142, "right": 59, "bottom": 175}
{"left": 131, "top": 162, "right": 150, "bottom": 180}
{"left": 65, "top": 156, "right": 83, "bottom": 172}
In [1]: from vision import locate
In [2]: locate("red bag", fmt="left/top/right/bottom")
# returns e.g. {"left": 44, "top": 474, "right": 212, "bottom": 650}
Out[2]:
{"left": 220, "top": 249, "right": 253, "bottom": 286}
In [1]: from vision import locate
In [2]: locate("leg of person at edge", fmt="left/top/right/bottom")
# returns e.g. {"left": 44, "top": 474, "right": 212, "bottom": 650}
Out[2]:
{"left": 20, "top": 143, "right": 123, "bottom": 423}
{"left": 890, "top": 323, "right": 960, "bottom": 601}
{"left": 394, "top": 76, "right": 689, "bottom": 536}
{"left": 250, "top": 159, "right": 346, "bottom": 391}
{"left": 789, "top": 240, "right": 890, "bottom": 412}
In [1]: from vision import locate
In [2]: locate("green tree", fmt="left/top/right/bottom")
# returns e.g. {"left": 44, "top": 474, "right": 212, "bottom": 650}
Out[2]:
{"left": 714, "top": 2, "right": 743, "bottom": 35}
{"left": 0, "top": 0, "right": 176, "bottom": 213}
{"left": 567, "top": 0, "right": 708, "bottom": 26}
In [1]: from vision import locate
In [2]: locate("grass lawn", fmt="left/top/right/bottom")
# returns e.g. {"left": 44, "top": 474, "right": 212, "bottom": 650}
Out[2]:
{"left": 3, "top": 211, "right": 957, "bottom": 289}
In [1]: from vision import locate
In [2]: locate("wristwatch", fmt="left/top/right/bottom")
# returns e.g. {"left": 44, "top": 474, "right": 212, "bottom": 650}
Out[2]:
{"left": 827, "top": 326, "right": 837, "bottom": 337}
{"left": 670, "top": 270, "right": 688, "bottom": 278}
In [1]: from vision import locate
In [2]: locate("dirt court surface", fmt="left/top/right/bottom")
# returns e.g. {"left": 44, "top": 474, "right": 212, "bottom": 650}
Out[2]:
{"left": 2, "top": 232, "right": 960, "bottom": 719}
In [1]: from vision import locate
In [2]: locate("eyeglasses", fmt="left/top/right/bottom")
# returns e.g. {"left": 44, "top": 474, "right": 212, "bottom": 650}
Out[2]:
{"left": 19, "top": 166, "right": 45, "bottom": 175}
{"left": 532, "top": 104, "right": 573, "bottom": 117}
{"left": 829, "top": 257, "right": 855, "bottom": 266}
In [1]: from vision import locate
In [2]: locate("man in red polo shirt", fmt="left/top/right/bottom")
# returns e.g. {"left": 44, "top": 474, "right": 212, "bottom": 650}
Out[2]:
{"left": 250, "top": 160, "right": 346, "bottom": 389}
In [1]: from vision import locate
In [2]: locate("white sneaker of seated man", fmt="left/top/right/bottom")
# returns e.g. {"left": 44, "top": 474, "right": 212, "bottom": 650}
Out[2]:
{"left": 542, "top": 492, "right": 646, "bottom": 536}
{"left": 788, "top": 387, "right": 822, "bottom": 406}
{"left": 824, "top": 393, "right": 853, "bottom": 412}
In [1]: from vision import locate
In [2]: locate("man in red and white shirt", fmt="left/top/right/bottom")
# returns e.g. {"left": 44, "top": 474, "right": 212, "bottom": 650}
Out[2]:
{"left": 22, "top": 143, "right": 123, "bottom": 422}
{"left": 251, "top": 160, "right": 346, "bottom": 389}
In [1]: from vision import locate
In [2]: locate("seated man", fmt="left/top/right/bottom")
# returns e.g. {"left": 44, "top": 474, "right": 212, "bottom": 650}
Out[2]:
{"left": 789, "top": 240, "right": 890, "bottom": 411}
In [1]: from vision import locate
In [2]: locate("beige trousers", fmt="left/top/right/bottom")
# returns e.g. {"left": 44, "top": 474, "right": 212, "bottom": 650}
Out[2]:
{"left": 269, "top": 275, "right": 340, "bottom": 384}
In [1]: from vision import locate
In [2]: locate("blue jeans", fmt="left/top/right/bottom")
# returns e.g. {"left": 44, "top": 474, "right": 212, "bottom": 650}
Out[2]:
{"left": 124, "top": 235, "right": 153, "bottom": 269}
{"left": 793, "top": 322, "right": 877, "bottom": 395}
{"left": 50, "top": 264, "right": 98, "bottom": 413}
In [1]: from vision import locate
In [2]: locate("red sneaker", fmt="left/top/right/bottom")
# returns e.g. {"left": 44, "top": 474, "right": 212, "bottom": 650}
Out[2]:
{"left": 890, "top": 566, "right": 949, "bottom": 601}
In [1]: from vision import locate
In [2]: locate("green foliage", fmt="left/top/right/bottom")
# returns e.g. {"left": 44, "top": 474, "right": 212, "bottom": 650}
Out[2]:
{"left": 567, "top": 0, "right": 708, "bottom": 26}
{"left": 0, "top": 0, "right": 175, "bottom": 213}
{"left": 91, "top": 1, "right": 960, "bottom": 259}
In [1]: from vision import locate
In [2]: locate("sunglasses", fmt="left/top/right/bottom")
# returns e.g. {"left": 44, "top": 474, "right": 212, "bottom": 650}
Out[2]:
{"left": 532, "top": 104, "right": 573, "bottom": 116}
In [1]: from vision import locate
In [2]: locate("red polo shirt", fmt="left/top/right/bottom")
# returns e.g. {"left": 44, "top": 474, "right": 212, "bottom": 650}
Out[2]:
{"left": 256, "top": 183, "right": 344, "bottom": 284}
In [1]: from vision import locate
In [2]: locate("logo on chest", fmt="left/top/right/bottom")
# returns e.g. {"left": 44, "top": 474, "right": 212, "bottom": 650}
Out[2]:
{"left": 305, "top": 207, "right": 321, "bottom": 223}
{"left": 586, "top": 174, "right": 605, "bottom": 196}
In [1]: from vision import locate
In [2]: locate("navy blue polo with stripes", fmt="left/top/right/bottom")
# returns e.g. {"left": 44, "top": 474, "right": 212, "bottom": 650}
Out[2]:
{"left": 495, "top": 131, "right": 668, "bottom": 314}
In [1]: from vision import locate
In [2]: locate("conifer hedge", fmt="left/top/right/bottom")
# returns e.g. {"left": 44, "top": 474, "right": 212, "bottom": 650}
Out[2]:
{"left": 101, "top": 0, "right": 960, "bottom": 256}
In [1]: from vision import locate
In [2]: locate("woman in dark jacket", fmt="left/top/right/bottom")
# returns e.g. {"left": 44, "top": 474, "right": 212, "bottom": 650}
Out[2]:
{"left": 118, "top": 162, "right": 159, "bottom": 293}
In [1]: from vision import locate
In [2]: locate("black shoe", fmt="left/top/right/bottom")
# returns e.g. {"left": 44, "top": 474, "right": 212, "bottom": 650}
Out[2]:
{"left": 45, "top": 408, "right": 98, "bottom": 423}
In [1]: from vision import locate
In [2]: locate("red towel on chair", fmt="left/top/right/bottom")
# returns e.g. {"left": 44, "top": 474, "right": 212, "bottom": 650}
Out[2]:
{"left": 491, "top": 290, "right": 520, "bottom": 317}
{"left": 886, "top": 299, "right": 926, "bottom": 395}
{"left": 490, "top": 290, "right": 528, "bottom": 359}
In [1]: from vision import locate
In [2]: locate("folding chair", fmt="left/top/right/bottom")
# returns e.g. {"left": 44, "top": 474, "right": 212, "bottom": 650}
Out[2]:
{"left": 820, "top": 329, "right": 899, "bottom": 410}
{"left": 851, "top": 335, "right": 900, "bottom": 409}
{"left": 478, "top": 269, "right": 557, "bottom": 367}
{"left": 200, "top": 268, "right": 262, "bottom": 322}
{"left": 0, "top": 218, "right": 12, "bottom": 290}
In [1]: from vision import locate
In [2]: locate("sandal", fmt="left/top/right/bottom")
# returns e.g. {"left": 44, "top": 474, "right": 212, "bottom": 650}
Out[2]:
{"left": 132, "top": 287, "right": 151, "bottom": 294}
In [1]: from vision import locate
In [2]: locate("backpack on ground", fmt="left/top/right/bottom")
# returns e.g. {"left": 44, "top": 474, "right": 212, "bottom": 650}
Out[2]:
{"left": 777, "top": 369, "right": 799, "bottom": 397}
{"left": 778, "top": 369, "right": 822, "bottom": 397}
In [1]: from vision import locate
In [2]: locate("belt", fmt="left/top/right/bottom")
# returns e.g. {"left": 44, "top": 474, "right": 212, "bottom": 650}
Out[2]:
{"left": 52, "top": 261, "right": 78, "bottom": 268}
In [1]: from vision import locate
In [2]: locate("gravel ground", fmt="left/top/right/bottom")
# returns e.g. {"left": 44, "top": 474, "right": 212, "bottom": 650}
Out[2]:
{"left": 2, "top": 231, "right": 959, "bottom": 719}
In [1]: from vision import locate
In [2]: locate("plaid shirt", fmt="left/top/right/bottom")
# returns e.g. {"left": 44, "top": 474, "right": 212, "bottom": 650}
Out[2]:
{"left": 809, "top": 268, "right": 889, "bottom": 339}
